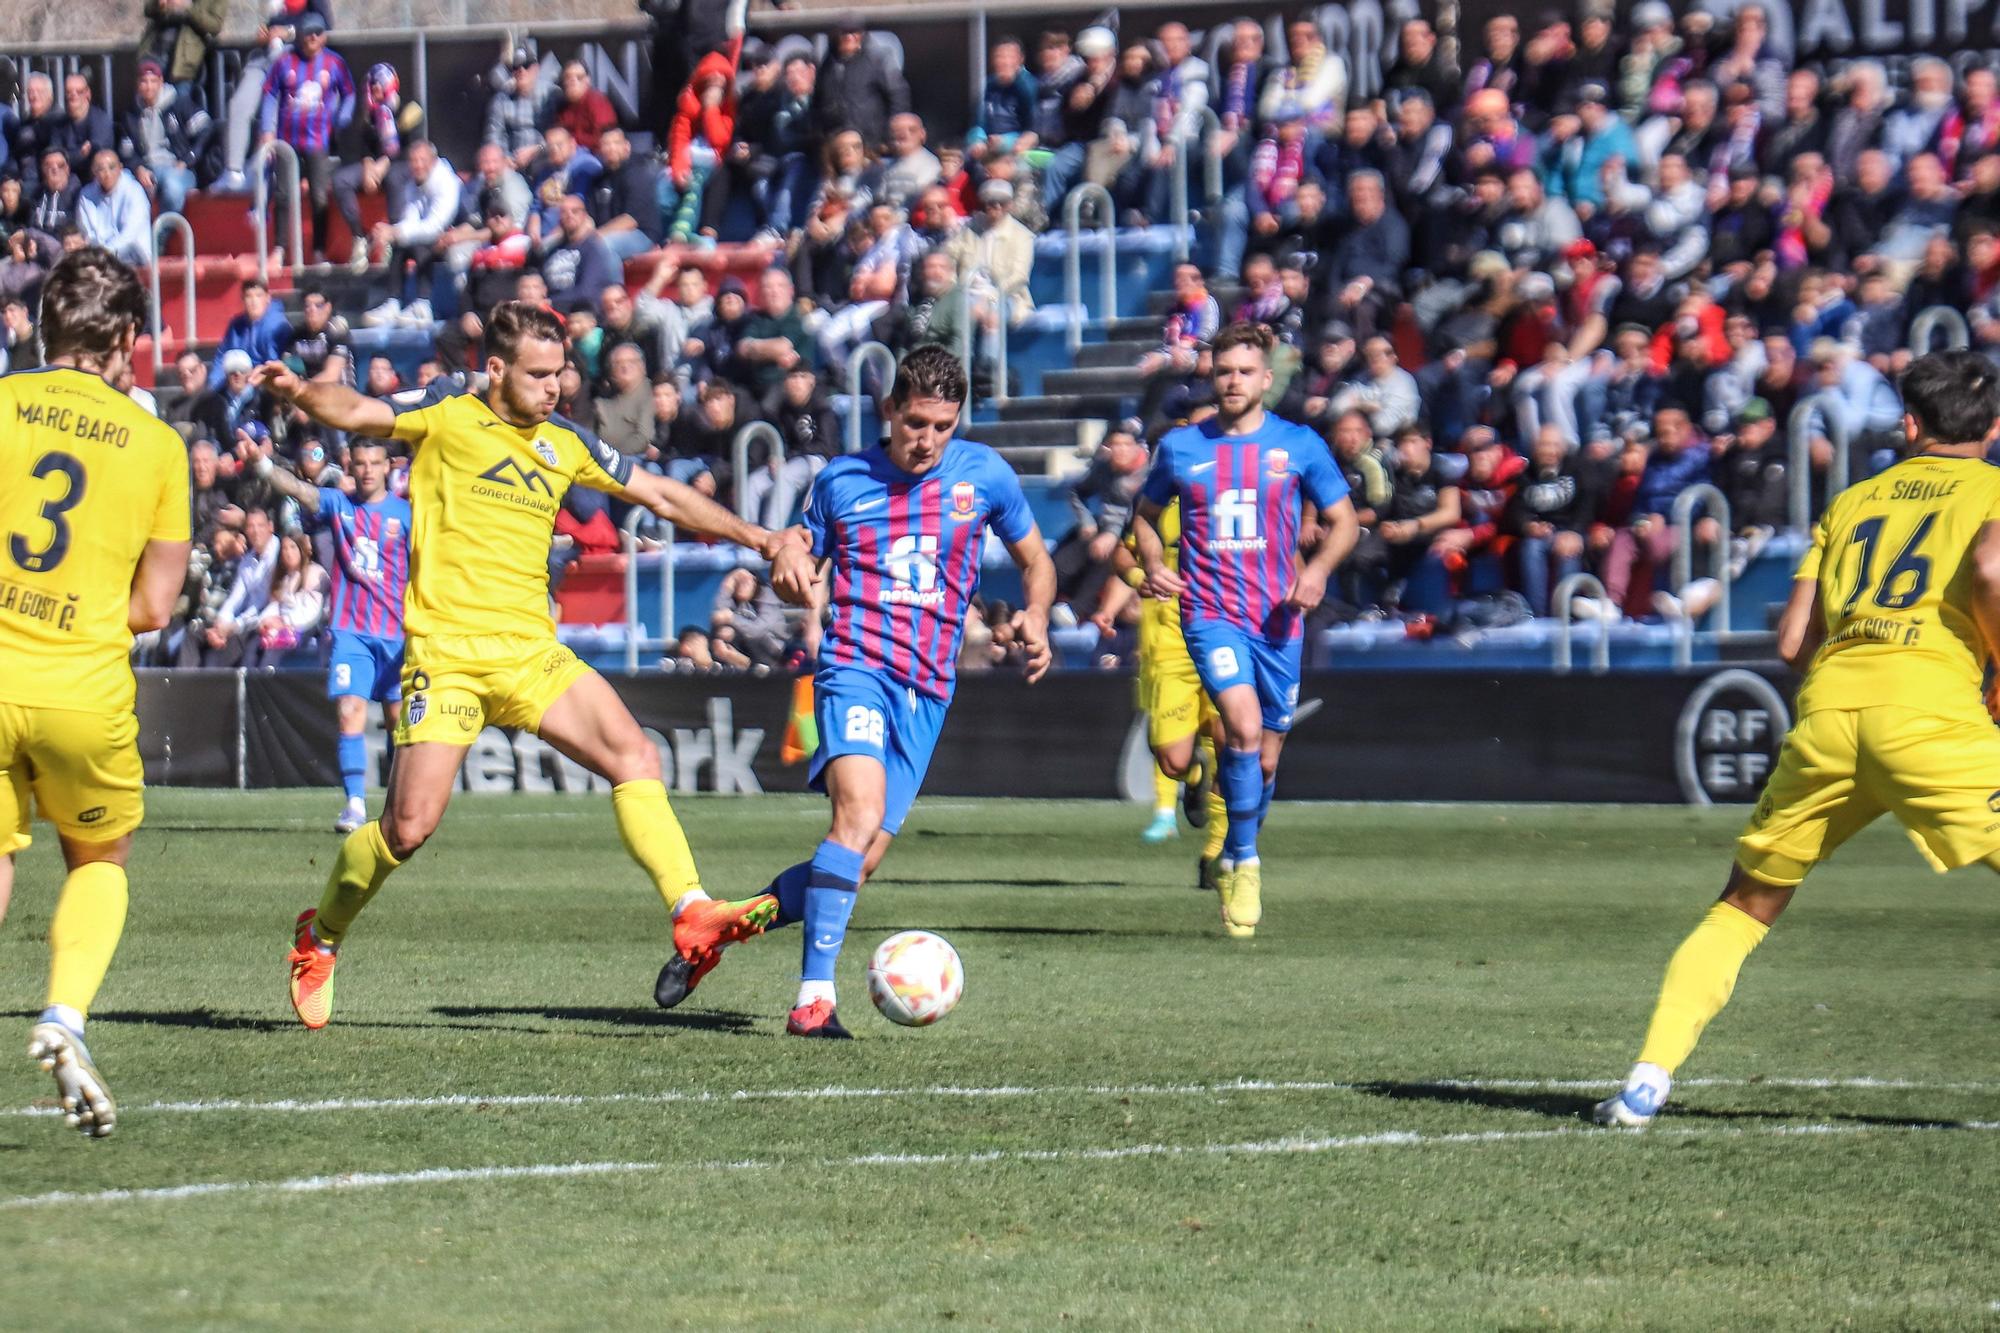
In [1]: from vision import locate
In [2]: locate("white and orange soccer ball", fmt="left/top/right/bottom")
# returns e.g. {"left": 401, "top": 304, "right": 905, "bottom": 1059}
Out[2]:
{"left": 866, "top": 931, "right": 964, "bottom": 1027}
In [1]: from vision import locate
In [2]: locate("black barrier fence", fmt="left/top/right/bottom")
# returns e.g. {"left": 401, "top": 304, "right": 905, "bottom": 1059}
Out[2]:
{"left": 138, "top": 667, "right": 1795, "bottom": 806}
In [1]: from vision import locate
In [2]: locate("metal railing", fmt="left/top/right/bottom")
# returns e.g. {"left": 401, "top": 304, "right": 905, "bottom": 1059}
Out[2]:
{"left": 1063, "top": 182, "right": 1117, "bottom": 351}
{"left": 249, "top": 139, "right": 304, "bottom": 284}
{"left": 1168, "top": 106, "right": 1225, "bottom": 263}
{"left": 1669, "top": 483, "right": 1732, "bottom": 669}
{"left": 1552, "top": 572, "right": 1612, "bottom": 675}
{"left": 956, "top": 272, "right": 1013, "bottom": 410}
{"left": 1908, "top": 304, "right": 1971, "bottom": 353}
{"left": 1786, "top": 391, "right": 1851, "bottom": 533}
{"left": 732, "top": 420, "right": 784, "bottom": 520}
{"left": 845, "top": 341, "right": 896, "bottom": 454}
{"left": 148, "top": 212, "right": 197, "bottom": 373}
{"left": 620, "top": 507, "right": 676, "bottom": 675}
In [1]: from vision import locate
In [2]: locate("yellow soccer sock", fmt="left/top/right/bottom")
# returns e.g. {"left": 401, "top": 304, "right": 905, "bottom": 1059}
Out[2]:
{"left": 314, "top": 821, "right": 402, "bottom": 948}
{"left": 1635, "top": 900, "right": 1771, "bottom": 1075}
{"left": 1200, "top": 737, "right": 1227, "bottom": 859}
{"left": 613, "top": 779, "right": 702, "bottom": 915}
{"left": 1152, "top": 764, "right": 1180, "bottom": 815}
{"left": 46, "top": 862, "right": 128, "bottom": 1017}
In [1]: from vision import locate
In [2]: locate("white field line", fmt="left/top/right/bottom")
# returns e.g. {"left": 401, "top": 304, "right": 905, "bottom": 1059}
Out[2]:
{"left": 5, "top": 1074, "right": 1995, "bottom": 1121}
{"left": 7, "top": 1119, "right": 2000, "bottom": 1211}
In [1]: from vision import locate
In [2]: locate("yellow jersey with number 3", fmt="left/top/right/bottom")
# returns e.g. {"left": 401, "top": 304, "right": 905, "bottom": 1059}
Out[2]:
{"left": 0, "top": 366, "right": 189, "bottom": 714}
{"left": 1794, "top": 454, "right": 2000, "bottom": 716}
{"left": 386, "top": 383, "right": 634, "bottom": 640}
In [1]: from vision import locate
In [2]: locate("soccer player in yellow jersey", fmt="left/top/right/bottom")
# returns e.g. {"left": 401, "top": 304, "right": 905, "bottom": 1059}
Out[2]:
{"left": 253, "top": 302, "right": 818, "bottom": 1030}
{"left": 1598, "top": 351, "right": 2000, "bottom": 1127}
{"left": 0, "top": 248, "right": 192, "bottom": 1136}
{"left": 1092, "top": 498, "right": 1230, "bottom": 884}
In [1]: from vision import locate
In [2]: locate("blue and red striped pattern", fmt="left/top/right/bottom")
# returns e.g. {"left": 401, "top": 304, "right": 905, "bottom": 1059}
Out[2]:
{"left": 318, "top": 487, "right": 411, "bottom": 642}
{"left": 807, "top": 442, "right": 1035, "bottom": 701}
{"left": 1143, "top": 416, "right": 1348, "bottom": 640}
{"left": 262, "top": 50, "right": 355, "bottom": 155}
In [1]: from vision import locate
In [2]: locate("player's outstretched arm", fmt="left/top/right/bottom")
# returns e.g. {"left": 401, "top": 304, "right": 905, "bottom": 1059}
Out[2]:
{"left": 1285, "top": 495, "right": 1360, "bottom": 613}
{"left": 235, "top": 431, "right": 323, "bottom": 514}
{"left": 252, "top": 362, "right": 396, "bottom": 438}
{"left": 1774, "top": 576, "right": 1825, "bottom": 675}
{"left": 620, "top": 467, "right": 818, "bottom": 605}
{"left": 129, "top": 539, "right": 193, "bottom": 633}
{"left": 1131, "top": 499, "right": 1185, "bottom": 600}
{"left": 1005, "top": 524, "right": 1057, "bottom": 684}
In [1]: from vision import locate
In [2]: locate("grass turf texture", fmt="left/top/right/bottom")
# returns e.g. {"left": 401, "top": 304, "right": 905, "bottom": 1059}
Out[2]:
{"left": 1, "top": 791, "right": 1996, "bottom": 1329}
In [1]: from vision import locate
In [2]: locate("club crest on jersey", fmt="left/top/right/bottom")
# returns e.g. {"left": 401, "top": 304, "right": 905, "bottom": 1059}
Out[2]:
{"left": 950, "top": 482, "right": 978, "bottom": 519}
{"left": 534, "top": 439, "right": 560, "bottom": 468}
{"left": 385, "top": 518, "right": 403, "bottom": 539}
{"left": 1266, "top": 448, "right": 1290, "bottom": 476}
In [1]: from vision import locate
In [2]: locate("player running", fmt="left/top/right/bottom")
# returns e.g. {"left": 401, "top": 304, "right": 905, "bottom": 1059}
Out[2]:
{"left": 1598, "top": 351, "right": 2000, "bottom": 1126}
{"left": 0, "top": 247, "right": 192, "bottom": 1136}
{"left": 1131, "top": 322, "right": 1358, "bottom": 937}
{"left": 1092, "top": 498, "right": 1229, "bottom": 879}
{"left": 657, "top": 346, "right": 1055, "bottom": 1037}
{"left": 240, "top": 432, "right": 410, "bottom": 832}
{"left": 254, "top": 301, "right": 817, "bottom": 1030}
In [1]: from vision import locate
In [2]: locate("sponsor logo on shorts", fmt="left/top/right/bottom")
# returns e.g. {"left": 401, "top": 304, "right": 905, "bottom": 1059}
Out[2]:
{"left": 405, "top": 693, "right": 428, "bottom": 726}
{"left": 1986, "top": 790, "right": 2000, "bottom": 814}
{"left": 542, "top": 648, "right": 572, "bottom": 675}
{"left": 77, "top": 806, "right": 106, "bottom": 824}
{"left": 441, "top": 702, "right": 480, "bottom": 731}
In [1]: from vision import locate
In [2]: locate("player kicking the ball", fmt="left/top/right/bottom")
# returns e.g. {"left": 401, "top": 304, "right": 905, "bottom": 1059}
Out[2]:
{"left": 255, "top": 301, "right": 817, "bottom": 1030}
{"left": 1598, "top": 351, "right": 2000, "bottom": 1127}
{"left": 1, "top": 248, "right": 192, "bottom": 1135}
{"left": 1131, "top": 322, "right": 1358, "bottom": 937}
{"left": 656, "top": 345, "right": 1056, "bottom": 1037}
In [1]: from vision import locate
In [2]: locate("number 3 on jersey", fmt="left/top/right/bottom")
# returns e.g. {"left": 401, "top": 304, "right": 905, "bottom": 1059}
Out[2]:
{"left": 9, "top": 451, "right": 87, "bottom": 573}
{"left": 1838, "top": 511, "right": 1935, "bottom": 615}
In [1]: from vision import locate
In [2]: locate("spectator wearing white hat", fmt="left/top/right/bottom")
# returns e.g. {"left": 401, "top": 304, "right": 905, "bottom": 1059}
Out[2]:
{"left": 945, "top": 177, "right": 1037, "bottom": 326}
{"left": 1037, "top": 25, "right": 1117, "bottom": 215}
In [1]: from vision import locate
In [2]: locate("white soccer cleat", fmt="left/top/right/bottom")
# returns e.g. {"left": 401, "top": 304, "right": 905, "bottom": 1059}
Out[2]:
{"left": 335, "top": 797, "right": 367, "bottom": 833}
{"left": 1593, "top": 1062, "right": 1672, "bottom": 1129}
{"left": 28, "top": 1021, "right": 116, "bottom": 1138}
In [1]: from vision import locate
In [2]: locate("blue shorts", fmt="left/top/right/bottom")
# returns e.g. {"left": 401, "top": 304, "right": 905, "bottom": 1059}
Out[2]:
{"left": 327, "top": 632, "right": 405, "bottom": 703}
{"left": 1182, "top": 618, "right": 1302, "bottom": 733}
{"left": 807, "top": 665, "right": 950, "bottom": 836}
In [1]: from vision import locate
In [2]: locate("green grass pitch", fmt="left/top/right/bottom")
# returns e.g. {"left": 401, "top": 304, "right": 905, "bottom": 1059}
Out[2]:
{"left": 1, "top": 790, "right": 1996, "bottom": 1329}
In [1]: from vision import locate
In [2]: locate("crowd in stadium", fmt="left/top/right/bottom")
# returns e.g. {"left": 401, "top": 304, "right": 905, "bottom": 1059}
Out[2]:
{"left": 0, "top": 0, "right": 1991, "bottom": 663}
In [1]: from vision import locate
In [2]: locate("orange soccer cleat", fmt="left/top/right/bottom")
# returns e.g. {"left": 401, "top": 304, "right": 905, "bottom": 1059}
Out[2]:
{"left": 653, "top": 894, "right": 779, "bottom": 1010}
{"left": 287, "top": 908, "right": 339, "bottom": 1030}
{"left": 785, "top": 998, "right": 853, "bottom": 1039}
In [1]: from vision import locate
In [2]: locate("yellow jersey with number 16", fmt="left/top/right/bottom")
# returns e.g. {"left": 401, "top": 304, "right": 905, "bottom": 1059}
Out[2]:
{"left": 1794, "top": 453, "right": 2000, "bottom": 717}
{"left": 386, "top": 382, "right": 634, "bottom": 641}
{"left": 0, "top": 366, "right": 189, "bottom": 714}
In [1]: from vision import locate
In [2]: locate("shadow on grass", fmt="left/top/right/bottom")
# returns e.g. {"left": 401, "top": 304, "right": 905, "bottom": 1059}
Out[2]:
{"left": 1351, "top": 1080, "right": 1974, "bottom": 1130}
{"left": 870, "top": 876, "right": 1131, "bottom": 890}
{"left": 871, "top": 923, "right": 1187, "bottom": 939}
{"left": 432, "top": 1005, "right": 758, "bottom": 1034}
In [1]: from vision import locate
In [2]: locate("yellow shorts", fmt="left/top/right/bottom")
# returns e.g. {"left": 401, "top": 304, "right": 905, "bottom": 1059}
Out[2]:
{"left": 0, "top": 703, "right": 145, "bottom": 851}
{"left": 396, "top": 633, "right": 593, "bottom": 747}
{"left": 1737, "top": 705, "right": 2000, "bottom": 885}
{"left": 1137, "top": 624, "right": 1216, "bottom": 749}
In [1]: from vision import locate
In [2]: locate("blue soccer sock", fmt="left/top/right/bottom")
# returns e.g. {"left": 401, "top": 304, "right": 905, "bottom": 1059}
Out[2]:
{"left": 801, "top": 840, "right": 865, "bottom": 989}
{"left": 1259, "top": 775, "right": 1276, "bottom": 824}
{"left": 337, "top": 732, "right": 367, "bottom": 803}
{"left": 1220, "top": 746, "right": 1264, "bottom": 864}
{"left": 765, "top": 861, "right": 813, "bottom": 928}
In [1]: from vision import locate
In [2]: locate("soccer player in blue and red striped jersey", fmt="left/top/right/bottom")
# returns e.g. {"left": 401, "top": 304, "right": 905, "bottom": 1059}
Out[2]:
{"left": 1134, "top": 321, "right": 1359, "bottom": 938}
{"left": 655, "top": 345, "right": 1057, "bottom": 1037}
{"left": 241, "top": 433, "right": 410, "bottom": 832}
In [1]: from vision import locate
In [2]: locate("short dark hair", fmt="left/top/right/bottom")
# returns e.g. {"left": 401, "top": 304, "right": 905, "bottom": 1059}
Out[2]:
{"left": 39, "top": 246, "right": 147, "bottom": 363}
{"left": 889, "top": 344, "right": 968, "bottom": 406}
{"left": 485, "top": 301, "right": 567, "bottom": 364}
{"left": 1901, "top": 351, "right": 2000, "bottom": 446}
{"left": 241, "top": 277, "right": 267, "bottom": 295}
{"left": 1211, "top": 320, "right": 1276, "bottom": 362}
{"left": 349, "top": 438, "right": 390, "bottom": 457}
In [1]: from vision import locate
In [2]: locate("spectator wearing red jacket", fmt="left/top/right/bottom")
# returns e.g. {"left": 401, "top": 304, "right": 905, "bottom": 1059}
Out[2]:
{"left": 1435, "top": 428, "right": 1524, "bottom": 593}
{"left": 553, "top": 61, "right": 620, "bottom": 153}
{"left": 667, "top": 37, "right": 740, "bottom": 243}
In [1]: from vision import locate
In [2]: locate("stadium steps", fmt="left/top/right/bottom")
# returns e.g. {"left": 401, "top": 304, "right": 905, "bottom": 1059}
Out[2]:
{"left": 1072, "top": 339, "right": 1154, "bottom": 369}
{"left": 1042, "top": 366, "right": 1149, "bottom": 397}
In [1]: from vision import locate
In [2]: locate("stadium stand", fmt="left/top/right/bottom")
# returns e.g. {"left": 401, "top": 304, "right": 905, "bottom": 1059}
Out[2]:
{"left": 2, "top": 0, "right": 1990, "bottom": 677}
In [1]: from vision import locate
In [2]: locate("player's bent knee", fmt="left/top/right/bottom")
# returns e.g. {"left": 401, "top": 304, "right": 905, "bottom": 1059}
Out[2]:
{"left": 335, "top": 696, "right": 368, "bottom": 731}
{"left": 58, "top": 833, "right": 133, "bottom": 870}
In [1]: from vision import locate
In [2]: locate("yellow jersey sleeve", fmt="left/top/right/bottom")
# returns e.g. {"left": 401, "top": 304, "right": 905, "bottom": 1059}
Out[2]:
{"left": 1793, "top": 510, "right": 1829, "bottom": 585}
{"left": 0, "top": 367, "right": 191, "bottom": 713}
{"left": 385, "top": 380, "right": 461, "bottom": 447}
{"left": 549, "top": 412, "right": 635, "bottom": 496}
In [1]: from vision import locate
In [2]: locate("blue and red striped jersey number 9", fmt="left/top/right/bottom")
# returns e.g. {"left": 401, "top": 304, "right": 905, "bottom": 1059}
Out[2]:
{"left": 9, "top": 451, "right": 88, "bottom": 574}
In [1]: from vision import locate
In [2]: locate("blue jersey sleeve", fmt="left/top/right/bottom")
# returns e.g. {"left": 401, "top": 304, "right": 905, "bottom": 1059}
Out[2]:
{"left": 984, "top": 452, "right": 1035, "bottom": 545}
{"left": 1140, "top": 435, "right": 1179, "bottom": 506}
{"left": 803, "top": 461, "right": 842, "bottom": 560}
{"left": 1296, "top": 427, "right": 1349, "bottom": 509}
{"left": 315, "top": 487, "right": 352, "bottom": 525}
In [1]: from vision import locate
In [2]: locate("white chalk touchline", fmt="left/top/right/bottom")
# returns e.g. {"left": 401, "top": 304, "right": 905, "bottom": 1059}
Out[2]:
{"left": 8, "top": 1119, "right": 1999, "bottom": 1211}
{"left": 5, "top": 1074, "right": 1994, "bottom": 1121}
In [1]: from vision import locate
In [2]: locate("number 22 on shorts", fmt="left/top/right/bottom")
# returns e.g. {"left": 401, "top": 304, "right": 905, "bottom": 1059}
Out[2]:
{"left": 844, "top": 705, "right": 885, "bottom": 749}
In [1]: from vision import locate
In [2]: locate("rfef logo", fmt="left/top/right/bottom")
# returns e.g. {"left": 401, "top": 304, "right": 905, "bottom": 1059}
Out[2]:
{"left": 477, "top": 458, "right": 555, "bottom": 496}
{"left": 1676, "top": 670, "right": 1790, "bottom": 806}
